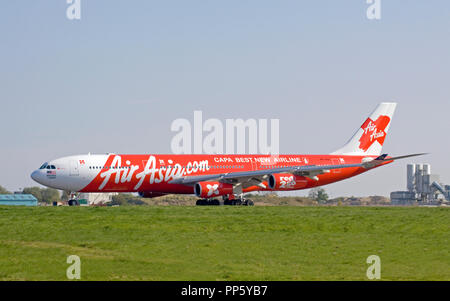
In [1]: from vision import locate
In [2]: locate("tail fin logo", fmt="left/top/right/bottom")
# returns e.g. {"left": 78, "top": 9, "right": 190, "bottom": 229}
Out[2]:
{"left": 359, "top": 115, "right": 391, "bottom": 152}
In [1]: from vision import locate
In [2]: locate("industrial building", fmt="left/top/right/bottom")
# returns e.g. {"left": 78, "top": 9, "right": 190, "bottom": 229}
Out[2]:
{"left": 0, "top": 194, "right": 38, "bottom": 206}
{"left": 76, "top": 192, "right": 117, "bottom": 206}
{"left": 391, "top": 164, "right": 450, "bottom": 206}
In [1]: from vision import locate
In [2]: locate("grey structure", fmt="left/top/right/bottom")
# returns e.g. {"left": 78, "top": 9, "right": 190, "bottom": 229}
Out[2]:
{"left": 391, "top": 164, "right": 450, "bottom": 205}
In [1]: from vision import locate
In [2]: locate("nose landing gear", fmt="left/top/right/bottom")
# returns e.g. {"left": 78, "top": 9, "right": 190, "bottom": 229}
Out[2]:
{"left": 68, "top": 192, "right": 79, "bottom": 206}
{"left": 68, "top": 199, "right": 79, "bottom": 206}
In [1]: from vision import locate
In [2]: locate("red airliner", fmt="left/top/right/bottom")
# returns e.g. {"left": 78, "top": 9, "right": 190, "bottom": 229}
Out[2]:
{"left": 31, "top": 103, "right": 425, "bottom": 205}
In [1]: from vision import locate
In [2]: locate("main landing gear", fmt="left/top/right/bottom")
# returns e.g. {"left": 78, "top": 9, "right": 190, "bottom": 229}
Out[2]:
{"left": 223, "top": 198, "right": 254, "bottom": 206}
{"left": 195, "top": 195, "right": 254, "bottom": 206}
{"left": 196, "top": 199, "right": 221, "bottom": 206}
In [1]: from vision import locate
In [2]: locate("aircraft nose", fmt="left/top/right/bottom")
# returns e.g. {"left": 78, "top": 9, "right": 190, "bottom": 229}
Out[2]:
{"left": 31, "top": 170, "right": 41, "bottom": 184}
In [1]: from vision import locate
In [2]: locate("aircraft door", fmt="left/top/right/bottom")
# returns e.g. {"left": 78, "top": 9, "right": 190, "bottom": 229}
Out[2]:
{"left": 70, "top": 160, "right": 79, "bottom": 176}
{"left": 251, "top": 159, "right": 258, "bottom": 171}
{"left": 331, "top": 158, "right": 342, "bottom": 174}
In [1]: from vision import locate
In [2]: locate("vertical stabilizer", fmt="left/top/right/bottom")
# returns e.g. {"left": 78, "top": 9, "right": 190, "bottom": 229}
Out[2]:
{"left": 332, "top": 103, "right": 397, "bottom": 156}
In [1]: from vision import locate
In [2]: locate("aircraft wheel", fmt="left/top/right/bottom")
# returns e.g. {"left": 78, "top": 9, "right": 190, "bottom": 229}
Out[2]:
{"left": 196, "top": 199, "right": 205, "bottom": 206}
{"left": 68, "top": 200, "right": 78, "bottom": 206}
{"left": 246, "top": 199, "right": 254, "bottom": 206}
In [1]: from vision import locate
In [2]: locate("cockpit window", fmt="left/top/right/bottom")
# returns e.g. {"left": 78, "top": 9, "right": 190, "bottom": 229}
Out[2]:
{"left": 39, "top": 163, "right": 48, "bottom": 169}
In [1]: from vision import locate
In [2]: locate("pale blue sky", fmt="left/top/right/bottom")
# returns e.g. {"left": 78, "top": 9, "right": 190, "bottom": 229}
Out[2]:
{"left": 1, "top": 1, "right": 449, "bottom": 197}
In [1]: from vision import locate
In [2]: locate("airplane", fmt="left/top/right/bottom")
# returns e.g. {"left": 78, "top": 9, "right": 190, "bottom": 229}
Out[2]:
{"left": 31, "top": 103, "right": 425, "bottom": 206}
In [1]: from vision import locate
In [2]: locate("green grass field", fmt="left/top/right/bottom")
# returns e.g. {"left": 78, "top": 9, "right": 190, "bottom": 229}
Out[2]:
{"left": 0, "top": 206, "right": 448, "bottom": 281}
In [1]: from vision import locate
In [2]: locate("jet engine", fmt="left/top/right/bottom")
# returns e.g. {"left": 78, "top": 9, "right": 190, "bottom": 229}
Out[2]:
{"left": 194, "top": 181, "right": 233, "bottom": 198}
{"left": 268, "top": 173, "right": 308, "bottom": 190}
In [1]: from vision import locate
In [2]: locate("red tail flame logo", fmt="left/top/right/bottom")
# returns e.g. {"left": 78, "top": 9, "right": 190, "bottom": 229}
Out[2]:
{"left": 359, "top": 115, "right": 390, "bottom": 152}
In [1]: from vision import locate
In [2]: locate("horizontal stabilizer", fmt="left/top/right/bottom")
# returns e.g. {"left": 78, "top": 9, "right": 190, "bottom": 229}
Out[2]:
{"left": 363, "top": 153, "right": 428, "bottom": 169}
{"left": 376, "top": 153, "right": 429, "bottom": 162}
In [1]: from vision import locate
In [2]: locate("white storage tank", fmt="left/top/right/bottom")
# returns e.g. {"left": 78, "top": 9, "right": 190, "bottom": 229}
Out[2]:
{"left": 423, "top": 174, "right": 431, "bottom": 194}
{"left": 407, "top": 164, "right": 416, "bottom": 192}
{"left": 415, "top": 164, "right": 423, "bottom": 193}
{"left": 423, "top": 164, "right": 431, "bottom": 176}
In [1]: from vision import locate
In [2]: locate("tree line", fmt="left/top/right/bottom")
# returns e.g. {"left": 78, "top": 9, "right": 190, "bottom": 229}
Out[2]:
{"left": 0, "top": 185, "right": 145, "bottom": 205}
{"left": 1, "top": 184, "right": 330, "bottom": 205}
{"left": 0, "top": 185, "right": 67, "bottom": 204}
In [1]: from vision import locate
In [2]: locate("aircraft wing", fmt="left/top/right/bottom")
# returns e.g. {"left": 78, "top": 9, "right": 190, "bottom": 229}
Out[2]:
{"left": 169, "top": 153, "right": 427, "bottom": 188}
{"left": 169, "top": 162, "right": 363, "bottom": 187}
